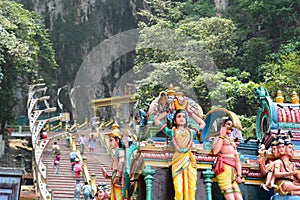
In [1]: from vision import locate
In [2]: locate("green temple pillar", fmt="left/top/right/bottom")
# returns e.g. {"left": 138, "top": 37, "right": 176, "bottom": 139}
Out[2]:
{"left": 202, "top": 169, "right": 215, "bottom": 200}
{"left": 142, "top": 165, "right": 156, "bottom": 200}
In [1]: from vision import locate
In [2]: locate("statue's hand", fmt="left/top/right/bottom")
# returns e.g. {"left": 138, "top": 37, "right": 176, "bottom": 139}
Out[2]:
{"left": 101, "top": 167, "right": 107, "bottom": 178}
{"left": 236, "top": 176, "right": 242, "bottom": 184}
{"left": 257, "top": 155, "right": 265, "bottom": 165}
{"left": 220, "top": 126, "right": 228, "bottom": 137}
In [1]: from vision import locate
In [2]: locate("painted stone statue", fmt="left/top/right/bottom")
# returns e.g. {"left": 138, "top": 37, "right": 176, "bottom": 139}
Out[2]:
{"left": 212, "top": 118, "right": 243, "bottom": 200}
{"left": 154, "top": 92, "right": 206, "bottom": 200}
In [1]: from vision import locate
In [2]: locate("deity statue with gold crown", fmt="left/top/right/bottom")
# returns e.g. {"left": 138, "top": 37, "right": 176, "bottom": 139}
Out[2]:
{"left": 153, "top": 88, "right": 206, "bottom": 200}
{"left": 101, "top": 122, "right": 125, "bottom": 200}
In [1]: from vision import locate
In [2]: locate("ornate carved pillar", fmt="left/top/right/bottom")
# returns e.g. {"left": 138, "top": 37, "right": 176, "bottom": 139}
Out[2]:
{"left": 142, "top": 165, "right": 156, "bottom": 200}
{"left": 202, "top": 169, "right": 215, "bottom": 200}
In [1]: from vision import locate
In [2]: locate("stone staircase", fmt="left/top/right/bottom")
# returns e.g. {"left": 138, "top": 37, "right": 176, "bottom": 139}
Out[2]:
{"left": 42, "top": 129, "right": 112, "bottom": 199}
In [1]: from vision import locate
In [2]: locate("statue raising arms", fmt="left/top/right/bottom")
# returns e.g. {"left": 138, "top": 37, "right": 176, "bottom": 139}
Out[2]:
{"left": 154, "top": 107, "right": 205, "bottom": 200}
{"left": 212, "top": 118, "right": 243, "bottom": 200}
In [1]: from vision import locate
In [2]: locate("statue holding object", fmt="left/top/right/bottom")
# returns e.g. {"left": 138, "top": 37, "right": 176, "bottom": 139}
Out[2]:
{"left": 102, "top": 123, "right": 125, "bottom": 200}
{"left": 154, "top": 91, "right": 206, "bottom": 200}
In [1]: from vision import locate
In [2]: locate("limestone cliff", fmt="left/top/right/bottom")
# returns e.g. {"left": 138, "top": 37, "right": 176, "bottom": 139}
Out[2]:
{"left": 15, "top": 0, "right": 143, "bottom": 120}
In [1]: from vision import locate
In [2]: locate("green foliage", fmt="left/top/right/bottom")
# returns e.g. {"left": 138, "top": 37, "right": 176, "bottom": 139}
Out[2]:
{"left": 0, "top": 0, "right": 57, "bottom": 126}
{"left": 225, "top": 0, "right": 299, "bottom": 44}
{"left": 224, "top": 0, "right": 299, "bottom": 81}
{"left": 176, "top": 17, "right": 238, "bottom": 68}
{"left": 233, "top": 37, "right": 272, "bottom": 81}
{"left": 138, "top": 0, "right": 236, "bottom": 69}
{"left": 193, "top": 71, "right": 260, "bottom": 115}
{"left": 260, "top": 41, "right": 300, "bottom": 101}
{"left": 134, "top": 61, "right": 201, "bottom": 108}
{"left": 138, "top": 0, "right": 216, "bottom": 27}
{"left": 239, "top": 115, "right": 256, "bottom": 139}
{"left": 135, "top": 0, "right": 261, "bottom": 117}
{"left": 135, "top": 0, "right": 299, "bottom": 123}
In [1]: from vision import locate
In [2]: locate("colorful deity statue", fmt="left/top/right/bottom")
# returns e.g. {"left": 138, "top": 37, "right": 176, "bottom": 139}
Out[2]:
{"left": 153, "top": 92, "right": 206, "bottom": 200}
{"left": 212, "top": 118, "right": 243, "bottom": 200}
{"left": 102, "top": 123, "right": 125, "bottom": 200}
{"left": 148, "top": 91, "right": 169, "bottom": 116}
{"left": 258, "top": 140, "right": 279, "bottom": 191}
{"left": 273, "top": 138, "right": 300, "bottom": 196}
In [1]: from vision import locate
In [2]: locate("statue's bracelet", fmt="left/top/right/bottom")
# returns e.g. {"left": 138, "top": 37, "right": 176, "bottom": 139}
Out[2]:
{"left": 219, "top": 136, "right": 225, "bottom": 139}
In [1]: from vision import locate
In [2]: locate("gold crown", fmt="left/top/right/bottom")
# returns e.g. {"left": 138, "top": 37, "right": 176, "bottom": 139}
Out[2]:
{"left": 111, "top": 122, "right": 119, "bottom": 130}
{"left": 167, "top": 84, "right": 175, "bottom": 96}
{"left": 109, "top": 128, "right": 122, "bottom": 138}
{"left": 108, "top": 122, "right": 122, "bottom": 138}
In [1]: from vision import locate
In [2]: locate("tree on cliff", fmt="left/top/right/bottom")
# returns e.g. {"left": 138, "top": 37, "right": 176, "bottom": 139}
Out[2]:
{"left": 134, "top": 0, "right": 299, "bottom": 118}
{"left": 0, "top": 0, "right": 57, "bottom": 131}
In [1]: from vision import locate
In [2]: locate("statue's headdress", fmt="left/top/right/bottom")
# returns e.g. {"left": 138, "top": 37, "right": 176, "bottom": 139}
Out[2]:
{"left": 108, "top": 122, "right": 122, "bottom": 138}
{"left": 271, "top": 139, "right": 278, "bottom": 146}
{"left": 277, "top": 137, "right": 285, "bottom": 146}
{"left": 167, "top": 84, "right": 175, "bottom": 96}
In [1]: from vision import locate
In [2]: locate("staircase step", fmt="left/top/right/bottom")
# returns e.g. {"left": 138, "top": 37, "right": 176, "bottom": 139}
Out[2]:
{"left": 39, "top": 129, "right": 113, "bottom": 199}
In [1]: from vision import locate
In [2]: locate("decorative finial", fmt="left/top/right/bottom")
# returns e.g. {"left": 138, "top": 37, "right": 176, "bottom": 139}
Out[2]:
{"left": 275, "top": 90, "right": 284, "bottom": 103}
{"left": 291, "top": 91, "right": 299, "bottom": 104}
{"left": 167, "top": 84, "right": 175, "bottom": 96}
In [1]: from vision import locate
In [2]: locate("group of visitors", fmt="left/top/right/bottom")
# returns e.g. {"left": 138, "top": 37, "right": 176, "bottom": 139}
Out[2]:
{"left": 74, "top": 179, "right": 110, "bottom": 200}
{"left": 50, "top": 128, "right": 111, "bottom": 200}
{"left": 78, "top": 134, "right": 97, "bottom": 154}
{"left": 74, "top": 179, "right": 95, "bottom": 200}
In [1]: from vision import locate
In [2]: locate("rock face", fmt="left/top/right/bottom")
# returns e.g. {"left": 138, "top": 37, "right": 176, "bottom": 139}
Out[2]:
{"left": 15, "top": 0, "right": 143, "bottom": 120}
{"left": 214, "top": 0, "right": 228, "bottom": 10}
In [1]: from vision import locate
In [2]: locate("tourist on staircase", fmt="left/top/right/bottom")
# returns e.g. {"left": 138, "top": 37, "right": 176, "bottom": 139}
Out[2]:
{"left": 70, "top": 149, "right": 77, "bottom": 173}
{"left": 74, "top": 158, "right": 83, "bottom": 179}
{"left": 88, "top": 134, "right": 96, "bottom": 153}
{"left": 82, "top": 181, "right": 94, "bottom": 200}
{"left": 52, "top": 141, "right": 60, "bottom": 157}
{"left": 74, "top": 179, "right": 82, "bottom": 200}
{"left": 66, "top": 132, "right": 71, "bottom": 147}
{"left": 78, "top": 134, "right": 87, "bottom": 155}
{"left": 54, "top": 153, "right": 61, "bottom": 174}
